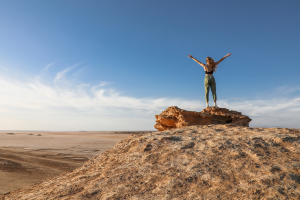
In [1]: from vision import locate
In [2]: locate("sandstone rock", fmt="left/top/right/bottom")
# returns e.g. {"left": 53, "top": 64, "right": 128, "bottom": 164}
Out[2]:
{"left": 2, "top": 125, "right": 300, "bottom": 199}
{"left": 154, "top": 106, "right": 251, "bottom": 131}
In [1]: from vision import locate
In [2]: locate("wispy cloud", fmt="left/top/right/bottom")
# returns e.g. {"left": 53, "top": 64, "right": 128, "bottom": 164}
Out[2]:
{"left": 274, "top": 85, "right": 300, "bottom": 94}
{"left": 0, "top": 67, "right": 299, "bottom": 130}
{"left": 218, "top": 98, "right": 300, "bottom": 128}
{"left": 54, "top": 64, "right": 79, "bottom": 83}
{"left": 0, "top": 71, "right": 202, "bottom": 130}
{"left": 44, "top": 62, "right": 56, "bottom": 71}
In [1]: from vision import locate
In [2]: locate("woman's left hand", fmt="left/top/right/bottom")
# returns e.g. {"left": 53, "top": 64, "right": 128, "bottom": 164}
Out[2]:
{"left": 225, "top": 53, "right": 231, "bottom": 57}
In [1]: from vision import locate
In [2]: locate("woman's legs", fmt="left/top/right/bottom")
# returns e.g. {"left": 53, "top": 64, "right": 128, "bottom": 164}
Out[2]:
{"left": 204, "top": 76, "right": 217, "bottom": 107}
{"left": 210, "top": 76, "right": 217, "bottom": 106}
{"left": 204, "top": 77, "right": 210, "bottom": 107}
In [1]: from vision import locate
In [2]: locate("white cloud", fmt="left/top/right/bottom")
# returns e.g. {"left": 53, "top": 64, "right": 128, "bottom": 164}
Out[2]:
{"left": 275, "top": 85, "right": 300, "bottom": 94}
{"left": 218, "top": 98, "right": 300, "bottom": 128}
{"left": 44, "top": 62, "right": 56, "bottom": 71}
{"left": 54, "top": 64, "right": 79, "bottom": 83}
{"left": 0, "top": 71, "right": 203, "bottom": 130}
{"left": 0, "top": 68, "right": 299, "bottom": 130}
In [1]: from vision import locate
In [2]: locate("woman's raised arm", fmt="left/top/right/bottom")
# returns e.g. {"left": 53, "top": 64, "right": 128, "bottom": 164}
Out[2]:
{"left": 188, "top": 54, "right": 206, "bottom": 68}
{"left": 215, "top": 53, "right": 231, "bottom": 65}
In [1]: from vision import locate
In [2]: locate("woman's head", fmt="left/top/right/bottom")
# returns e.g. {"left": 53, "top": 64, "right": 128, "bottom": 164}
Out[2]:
{"left": 206, "top": 57, "right": 214, "bottom": 65}
{"left": 206, "top": 57, "right": 217, "bottom": 71}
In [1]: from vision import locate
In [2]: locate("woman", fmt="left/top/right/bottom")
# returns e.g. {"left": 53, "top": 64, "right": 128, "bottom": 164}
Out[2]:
{"left": 188, "top": 53, "right": 231, "bottom": 108}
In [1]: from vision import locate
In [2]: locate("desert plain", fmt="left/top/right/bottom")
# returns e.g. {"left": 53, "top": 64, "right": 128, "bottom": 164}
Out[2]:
{"left": 0, "top": 130, "right": 149, "bottom": 195}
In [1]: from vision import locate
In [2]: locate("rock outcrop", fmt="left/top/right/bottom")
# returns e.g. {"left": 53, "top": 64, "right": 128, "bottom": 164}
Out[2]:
{"left": 2, "top": 125, "right": 300, "bottom": 199}
{"left": 154, "top": 106, "right": 251, "bottom": 131}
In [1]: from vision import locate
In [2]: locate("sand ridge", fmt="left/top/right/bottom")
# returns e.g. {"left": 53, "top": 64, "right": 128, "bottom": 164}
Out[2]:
{"left": 1, "top": 125, "right": 300, "bottom": 199}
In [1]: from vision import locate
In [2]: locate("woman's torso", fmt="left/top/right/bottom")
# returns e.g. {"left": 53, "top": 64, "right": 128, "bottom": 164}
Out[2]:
{"left": 204, "top": 64, "right": 214, "bottom": 75}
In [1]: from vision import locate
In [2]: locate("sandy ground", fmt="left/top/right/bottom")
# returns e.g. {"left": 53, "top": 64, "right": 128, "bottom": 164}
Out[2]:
{"left": 2, "top": 125, "right": 299, "bottom": 199}
{"left": 0, "top": 130, "right": 149, "bottom": 195}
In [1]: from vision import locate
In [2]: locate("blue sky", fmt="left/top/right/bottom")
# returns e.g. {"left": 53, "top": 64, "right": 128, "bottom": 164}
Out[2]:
{"left": 0, "top": 0, "right": 299, "bottom": 130}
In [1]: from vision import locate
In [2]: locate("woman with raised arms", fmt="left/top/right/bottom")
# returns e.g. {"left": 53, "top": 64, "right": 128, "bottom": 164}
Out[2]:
{"left": 188, "top": 53, "right": 231, "bottom": 108}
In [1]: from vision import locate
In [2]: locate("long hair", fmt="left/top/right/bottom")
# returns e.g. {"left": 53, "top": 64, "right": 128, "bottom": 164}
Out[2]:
{"left": 206, "top": 57, "right": 218, "bottom": 72}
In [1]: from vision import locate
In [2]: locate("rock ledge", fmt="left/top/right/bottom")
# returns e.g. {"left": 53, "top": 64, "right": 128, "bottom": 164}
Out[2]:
{"left": 154, "top": 106, "right": 251, "bottom": 131}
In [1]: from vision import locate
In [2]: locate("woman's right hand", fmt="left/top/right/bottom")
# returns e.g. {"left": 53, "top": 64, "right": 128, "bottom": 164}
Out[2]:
{"left": 188, "top": 54, "right": 193, "bottom": 58}
{"left": 225, "top": 53, "right": 231, "bottom": 57}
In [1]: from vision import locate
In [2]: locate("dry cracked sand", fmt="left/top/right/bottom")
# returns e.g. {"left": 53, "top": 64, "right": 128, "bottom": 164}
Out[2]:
{"left": 1, "top": 125, "right": 300, "bottom": 199}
